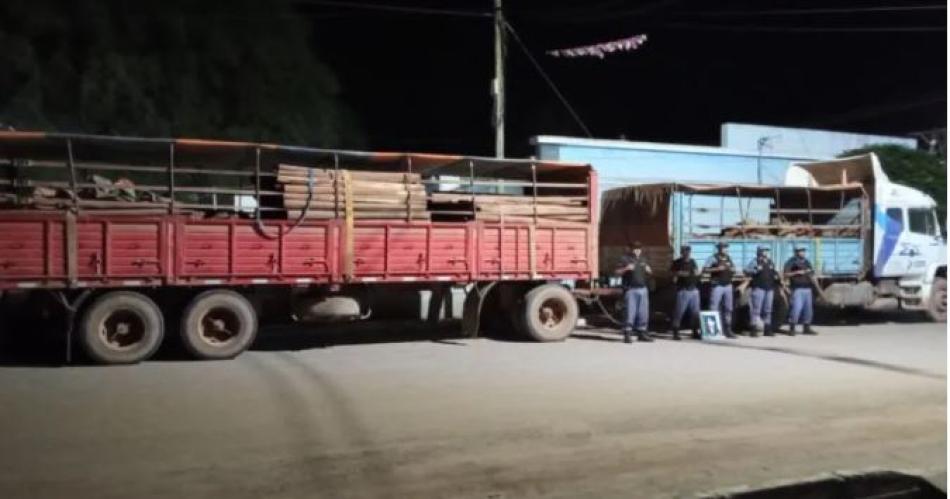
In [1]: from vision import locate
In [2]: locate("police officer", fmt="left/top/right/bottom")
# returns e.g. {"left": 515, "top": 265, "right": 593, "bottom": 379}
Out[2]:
{"left": 670, "top": 245, "right": 701, "bottom": 340}
{"left": 704, "top": 242, "right": 737, "bottom": 339}
{"left": 615, "top": 241, "right": 653, "bottom": 343}
{"left": 744, "top": 246, "right": 778, "bottom": 337}
{"left": 784, "top": 245, "right": 818, "bottom": 335}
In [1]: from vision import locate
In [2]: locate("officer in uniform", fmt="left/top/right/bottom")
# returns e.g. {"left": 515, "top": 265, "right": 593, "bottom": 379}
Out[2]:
{"left": 615, "top": 241, "right": 653, "bottom": 343}
{"left": 744, "top": 245, "right": 778, "bottom": 337}
{"left": 704, "top": 242, "right": 737, "bottom": 339}
{"left": 784, "top": 245, "right": 818, "bottom": 335}
{"left": 670, "top": 245, "right": 701, "bottom": 340}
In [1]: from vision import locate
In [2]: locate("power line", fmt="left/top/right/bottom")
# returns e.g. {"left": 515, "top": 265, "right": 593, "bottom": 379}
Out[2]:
{"left": 665, "top": 23, "right": 946, "bottom": 33}
{"left": 680, "top": 4, "right": 946, "bottom": 17}
{"left": 295, "top": 0, "right": 491, "bottom": 18}
{"left": 502, "top": 20, "right": 593, "bottom": 138}
{"left": 529, "top": 0, "right": 684, "bottom": 25}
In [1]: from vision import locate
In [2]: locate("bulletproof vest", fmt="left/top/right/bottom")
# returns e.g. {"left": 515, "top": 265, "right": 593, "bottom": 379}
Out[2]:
{"left": 673, "top": 257, "right": 699, "bottom": 289}
{"left": 788, "top": 257, "right": 812, "bottom": 288}
{"left": 711, "top": 254, "right": 734, "bottom": 286}
{"left": 751, "top": 257, "right": 776, "bottom": 290}
{"left": 621, "top": 255, "right": 649, "bottom": 288}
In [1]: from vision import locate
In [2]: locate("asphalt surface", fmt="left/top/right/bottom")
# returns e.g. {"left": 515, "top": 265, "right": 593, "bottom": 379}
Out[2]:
{"left": 0, "top": 316, "right": 945, "bottom": 498}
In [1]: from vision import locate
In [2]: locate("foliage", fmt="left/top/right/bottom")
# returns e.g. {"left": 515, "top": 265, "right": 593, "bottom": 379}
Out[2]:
{"left": 0, "top": 0, "right": 363, "bottom": 148}
{"left": 839, "top": 144, "right": 946, "bottom": 225}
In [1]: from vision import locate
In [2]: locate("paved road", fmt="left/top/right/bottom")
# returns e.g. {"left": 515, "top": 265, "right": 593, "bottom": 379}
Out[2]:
{"left": 0, "top": 319, "right": 944, "bottom": 498}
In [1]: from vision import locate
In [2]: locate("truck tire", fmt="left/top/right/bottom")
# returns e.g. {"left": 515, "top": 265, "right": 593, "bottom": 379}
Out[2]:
{"left": 180, "top": 289, "right": 258, "bottom": 360}
{"left": 519, "top": 284, "right": 578, "bottom": 342}
{"left": 927, "top": 277, "right": 946, "bottom": 322}
{"left": 79, "top": 291, "right": 164, "bottom": 365}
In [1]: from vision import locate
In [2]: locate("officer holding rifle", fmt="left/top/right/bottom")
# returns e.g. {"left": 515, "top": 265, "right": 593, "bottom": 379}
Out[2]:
{"left": 744, "top": 246, "right": 779, "bottom": 337}
{"left": 783, "top": 245, "right": 818, "bottom": 335}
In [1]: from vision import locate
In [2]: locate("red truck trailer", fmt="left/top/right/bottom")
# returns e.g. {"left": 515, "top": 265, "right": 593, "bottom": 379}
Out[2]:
{"left": 0, "top": 132, "right": 598, "bottom": 364}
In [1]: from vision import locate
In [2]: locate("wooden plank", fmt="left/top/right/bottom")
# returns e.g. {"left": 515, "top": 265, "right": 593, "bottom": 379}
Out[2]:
{"left": 288, "top": 210, "right": 431, "bottom": 220}
{"left": 475, "top": 204, "right": 589, "bottom": 216}
{"left": 278, "top": 165, "right": 421, "bottom": 183}
{"left": 284, "top": 200, "right": 427, "bottom": 210}
{"left": 283, "top": 197, "right": 424, "bottom": 207}
{"left": 429, "top": 193, "right": 586, "bottom": 205}
{"left": 281, "top": 183, "right": 424, "bottom": 194}
{"left": 277, "top": 177, "right": 426, "bottom": 192}
{"left": 475, "top": 213, "right": 589, "bottom": 223}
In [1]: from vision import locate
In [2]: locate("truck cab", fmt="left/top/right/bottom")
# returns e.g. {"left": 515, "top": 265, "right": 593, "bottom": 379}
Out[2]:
{"left": 788, "top": 154, "right": 947, "bottom": 321}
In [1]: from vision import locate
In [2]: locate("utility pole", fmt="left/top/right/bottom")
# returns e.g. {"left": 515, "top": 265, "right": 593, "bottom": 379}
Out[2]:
{"left": 493, "top": 0, "right": 505, "bottom": 158}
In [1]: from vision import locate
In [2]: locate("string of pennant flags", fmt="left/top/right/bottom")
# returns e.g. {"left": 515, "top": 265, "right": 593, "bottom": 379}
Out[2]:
{"left": 546, "top": 34, "right": 648, "bottom": 59}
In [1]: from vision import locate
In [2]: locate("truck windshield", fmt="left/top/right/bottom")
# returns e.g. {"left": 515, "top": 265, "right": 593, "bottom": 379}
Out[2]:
{"left": 908, "top": 207, "right": 938, "bottom": 236}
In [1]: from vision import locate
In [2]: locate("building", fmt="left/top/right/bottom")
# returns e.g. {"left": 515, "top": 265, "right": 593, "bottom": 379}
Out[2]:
{"left": 533, "top": 123, "right": 917, "bottom": 195}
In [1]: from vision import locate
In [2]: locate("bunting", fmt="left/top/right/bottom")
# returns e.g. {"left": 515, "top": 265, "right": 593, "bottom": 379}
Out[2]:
{"left": 546, "top": 34, "right": 648, "bottom": 59}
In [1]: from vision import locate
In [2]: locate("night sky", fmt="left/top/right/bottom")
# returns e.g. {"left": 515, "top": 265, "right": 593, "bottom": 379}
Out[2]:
{"left": 302, "top": 0, "right": 947, "bottom": 157}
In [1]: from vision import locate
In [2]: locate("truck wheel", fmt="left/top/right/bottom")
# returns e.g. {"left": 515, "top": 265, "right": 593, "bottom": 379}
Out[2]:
{"left": 520, "top": 284, "right": 578, "bottom": 342}
{"left": 927, "top": 278, "right": 946, "bottom": 322}
{"left": 181, "top": 289, "right": 258, "bottom": 360}
{"left": 79, "top": 291, "right": 164, "bottom": 364}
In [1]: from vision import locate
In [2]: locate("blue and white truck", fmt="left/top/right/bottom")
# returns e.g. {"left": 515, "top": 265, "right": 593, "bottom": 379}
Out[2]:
{"left": 788, "top": 153, "right": 946, "bottom": 321}
{"left": 597, "top": 153, "right": 946, "bottom": 322}
{"left": 534, "top": 136, "right": 947, "bottom": 321}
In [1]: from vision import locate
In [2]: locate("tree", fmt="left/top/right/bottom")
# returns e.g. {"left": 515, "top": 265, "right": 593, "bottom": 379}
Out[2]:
{"left": 839, "top": 144, "right": 947, "bottom": 226}
{"left": 0, "top": 0, "right": 363, "bottom": 148}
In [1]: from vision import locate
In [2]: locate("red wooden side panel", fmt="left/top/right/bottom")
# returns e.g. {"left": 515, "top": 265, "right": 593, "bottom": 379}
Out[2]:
{"left": 180, "top": 223, "right": 229, "bottom": 276}
{"left": 48, "top": 221, "right": 66, "bottom": 278}
{"left": 108, "top": 222, "right": 162, "bottom": 277}
{"left": 429, "top": 226, "right": 469, "bottom": 274}
{"left": 386, "top": 227, "right": 427, "bottom": 274}
{"left": 552, "top": 227, "right": 591, "bottom": 273}
{"left": 233, "top": 225, "right": 279, "bottom": 275}
{"left": 283, "top": 225, "right": 332, "bottom": 276}
{"left": 77, "top": 222, "right": 104, "bottom": 277}
{"left": 352, "top": 226, "right": 386, "bottom": 274}
{"left": 479, "top": 225, "right": 531, "bottom": 276}
{"left": 534, "top": 228, "right": 554, "bottom": 273}
{"left": 0, "top": 221, "right": 50, "bottom": 278}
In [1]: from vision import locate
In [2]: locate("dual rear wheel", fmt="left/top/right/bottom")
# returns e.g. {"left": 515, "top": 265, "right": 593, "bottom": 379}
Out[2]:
{"left": 79, "top": 289, "right": 257, "bottom": 364}
{"left": 512, "top": 283, "right": 579, "bottom": 342}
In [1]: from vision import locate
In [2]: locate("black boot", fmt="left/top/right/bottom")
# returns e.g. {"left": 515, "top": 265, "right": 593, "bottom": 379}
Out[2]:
{"left": 623, "top": 329, "right": 632, "bottom": 344}
{"left": 724, "top": 330, "right": 737, "bottom": 339}
{"left": 691, "top": 329, "right": 702, "bottom": 340}
{"left": 637, "top": 331, "right": 654, "bottom": 342}
{"left": 672, "top": 329, "right": 682, "bottom": 341}
{"left": 764, "top": 324, "right": 775, "bottom": 336}
{"left": 750, "top": 327, "right": 760, "bottom": 338}
{"left": 803, "top": 324, "right": 817, "bottom": 335}
{"left": 788, "top": 324, "right": 797, "bottom": 336}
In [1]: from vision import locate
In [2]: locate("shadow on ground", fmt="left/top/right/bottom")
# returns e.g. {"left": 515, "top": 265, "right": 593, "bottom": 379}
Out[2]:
{"left": 700, "top": 470, "right": 945, "bottom": 499}
{"left": 699, "top": 337, "right": 945, "bottom": 381}
{"left": 0, "top": 317, "right": 495, "bottom": 367}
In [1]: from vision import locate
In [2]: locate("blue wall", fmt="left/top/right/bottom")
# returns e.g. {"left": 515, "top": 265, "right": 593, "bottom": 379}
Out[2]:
{"left": 535, "top": 137, "right": 814, "bottom": 196}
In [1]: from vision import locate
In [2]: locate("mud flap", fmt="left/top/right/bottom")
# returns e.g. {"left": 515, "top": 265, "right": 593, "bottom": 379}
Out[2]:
{"left": 461, "top": 282, "right": 498, "bottom": 338}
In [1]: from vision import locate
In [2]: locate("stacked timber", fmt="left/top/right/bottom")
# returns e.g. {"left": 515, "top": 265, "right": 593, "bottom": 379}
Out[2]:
{"left": 720, "top": 223, "right": 859, "bottom": 238}
{"left": 428, "top": 192, "right": 589, "bottom": 224}
{"left": 277, "top": 164, "right": 429, "bottom": 220}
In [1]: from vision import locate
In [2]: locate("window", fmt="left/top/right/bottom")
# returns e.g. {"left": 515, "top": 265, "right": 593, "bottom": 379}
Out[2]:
{"left": 909, "top": 208, "right": 937, "bottom": 235}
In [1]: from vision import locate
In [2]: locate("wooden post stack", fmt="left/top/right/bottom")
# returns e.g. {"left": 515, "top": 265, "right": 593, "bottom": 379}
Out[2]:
{"left": 428, "top": 192, "right": 589, "bottom": 224}
{"left": 278, "top": 164, "right": 430, "bottom": 220}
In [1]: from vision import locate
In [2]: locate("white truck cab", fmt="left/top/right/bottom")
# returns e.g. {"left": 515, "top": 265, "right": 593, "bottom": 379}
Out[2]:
{"left": 787, "top": 153, "right": 947, "bottom": 321}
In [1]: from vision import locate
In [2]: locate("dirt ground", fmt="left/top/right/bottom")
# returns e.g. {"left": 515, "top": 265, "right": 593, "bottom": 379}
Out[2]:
{"left": 0, "top": 314, "right": 944, "bottom": 498}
